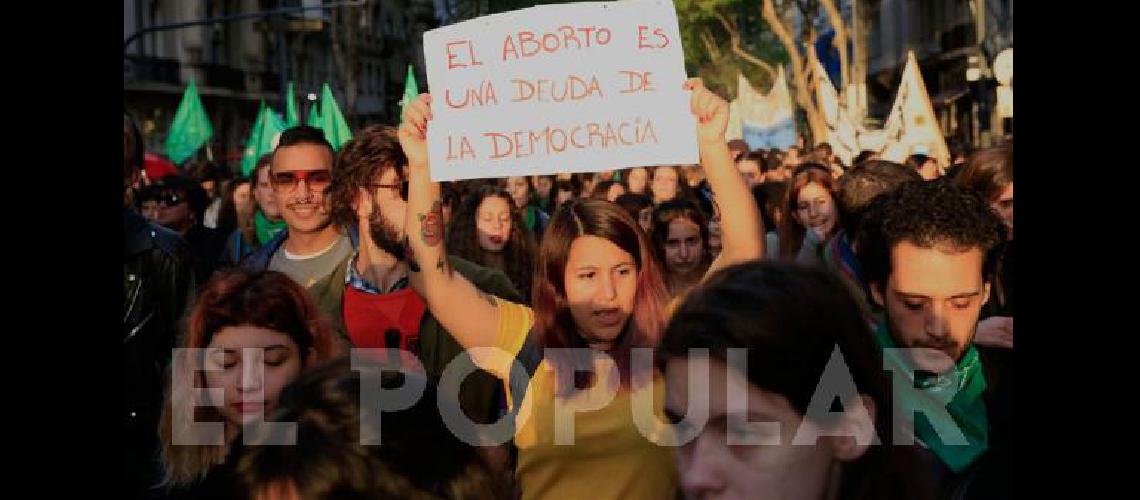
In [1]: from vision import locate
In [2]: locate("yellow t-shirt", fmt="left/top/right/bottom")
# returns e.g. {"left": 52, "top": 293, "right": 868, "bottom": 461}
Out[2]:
{"left": 481, "top": 299, "right": 678, "bottom": 500}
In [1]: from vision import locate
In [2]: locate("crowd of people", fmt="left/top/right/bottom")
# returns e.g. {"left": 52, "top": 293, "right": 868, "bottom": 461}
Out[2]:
{"left": 124, "top": 76, "right": 1013, "bottom": 499}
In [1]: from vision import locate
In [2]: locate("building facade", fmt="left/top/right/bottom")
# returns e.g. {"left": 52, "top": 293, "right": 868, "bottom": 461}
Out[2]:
{"left": 863, "top": 0, "right": 1013, "bottom": 147}
{"left": 788, "top": 0, "right": 1013, "bottom": 148}
{"left": 124, "top": 0, "right": 437, "bottom": 170}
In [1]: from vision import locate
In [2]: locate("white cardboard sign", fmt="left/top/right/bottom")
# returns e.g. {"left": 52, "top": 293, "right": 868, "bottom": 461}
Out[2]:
{"left": 422, "top": 0, "right": 697, "bottom": 181}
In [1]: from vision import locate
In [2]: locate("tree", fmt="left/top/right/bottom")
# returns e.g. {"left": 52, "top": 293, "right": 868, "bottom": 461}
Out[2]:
{"left": 757, "top": 0, "right": 860, "bottom": 145}
{"left": 760, "top": 0, "right": 826, "bottom": 143}
{"left": 675, "top": 0, "right": 784, "bottom": 103}
{"left": 675, "top": 0, "right": 858, "bottom": 146}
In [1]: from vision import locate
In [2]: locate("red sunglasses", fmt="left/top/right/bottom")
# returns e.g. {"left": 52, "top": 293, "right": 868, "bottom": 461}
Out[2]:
{"left": 271, "top": 169, "right": 332, "bottom": 189}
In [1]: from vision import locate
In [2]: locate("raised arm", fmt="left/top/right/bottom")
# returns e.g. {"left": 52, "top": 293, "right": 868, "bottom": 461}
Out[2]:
{"left": 684, "top": 78, "right": 764, "bottom": 280}
{"left": 398, "top": 94, "right": 504, "bottom": 349}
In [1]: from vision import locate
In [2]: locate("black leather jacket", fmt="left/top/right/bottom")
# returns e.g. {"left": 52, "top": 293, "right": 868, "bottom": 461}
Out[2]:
{"left": 124, "top": 207, "right": 195, "bottom": 435}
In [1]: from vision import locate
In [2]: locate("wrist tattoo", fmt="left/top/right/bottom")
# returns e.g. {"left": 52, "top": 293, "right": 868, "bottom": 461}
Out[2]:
{"left": 418, "top": 200, "right": 444, "bottom": 247}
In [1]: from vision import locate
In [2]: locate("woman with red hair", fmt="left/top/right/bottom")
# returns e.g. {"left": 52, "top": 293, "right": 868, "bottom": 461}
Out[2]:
{"left": 397, "top": 79, "right": 762, "bottom": 499}
{"left": 779, "top": 164, "right": 841, "bottom": 263}
{"left": 156, "top": 268, "right": 340, "bottom": 497}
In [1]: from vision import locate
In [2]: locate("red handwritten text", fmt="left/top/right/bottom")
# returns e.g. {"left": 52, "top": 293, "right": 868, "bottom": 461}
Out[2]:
{"left": 446, "top": 40, "right": 484, "bottom": 69}
{"left": 637, "top": 26, "right": 670, "bottom": 49}
{"left": 484, "top": 117, "right": 658, "bottom": 160}
{"left": 511, "top": 75, "right": 604, "bottom": 103}
{"left": 619, "top": 71, "right": 655, "bottom": 94}
{"left": 447, "top": 135, "right": 477, "bottom": 160}
{"left": 502, "top": 26, "right": 612, "bottom": 61}
{"left": 444, "top": 80, "right": 499, "bottom": 110}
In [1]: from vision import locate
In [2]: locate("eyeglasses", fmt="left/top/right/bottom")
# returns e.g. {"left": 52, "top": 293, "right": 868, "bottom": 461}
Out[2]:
{"left": 369, "top": 182, "right": 401, "bottom": 191}
{"left": 271, "top": 169, "right": 332, "bottom": 190}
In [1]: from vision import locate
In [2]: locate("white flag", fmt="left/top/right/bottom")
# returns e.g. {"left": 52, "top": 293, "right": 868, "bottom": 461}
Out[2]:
{"left": 878, "top": 51, "right": 950, "bottom": 167}
{"left": 736, "top": 67, "right": 797, "bottom": 150}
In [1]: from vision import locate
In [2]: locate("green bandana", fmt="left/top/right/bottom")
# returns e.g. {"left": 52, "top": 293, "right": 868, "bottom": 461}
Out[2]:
{"left": 873, "top": 319, "right": 989, "bottom": 472}
{"left": 525, "top": 205, "right": 538, "bottom": 232}
{"left": 254, "top": 210, "right": 287, "bottom": 246}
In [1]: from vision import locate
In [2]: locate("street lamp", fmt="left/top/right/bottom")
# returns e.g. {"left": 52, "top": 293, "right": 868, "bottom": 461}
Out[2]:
{"left": 966, "top": 55, "right": 983, "bottom": 82}
{"left": 965, "top": 54, "right": 992, "bottom": 144}
{"left": 305, "top": 92, "right": 319, "bottom": 124}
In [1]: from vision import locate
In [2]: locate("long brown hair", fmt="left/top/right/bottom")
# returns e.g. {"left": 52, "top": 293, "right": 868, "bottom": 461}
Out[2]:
{"left": 779, "top": 164, "right": 839, "bottom": 259}
{"left": 446, "top": 185, "right": 536, "bottom": 301}
{"left": 649, "top": 198, "right": 712, "bottom": 294}
{"left": 532, "top": 198, "right": 669, "bottom": 390}
{"left": 158, "top": 269, "right": 339, "bottom": 488}
{"left": 217, "top": 176, "right": 254, "bottom": 245}
{"left": 955, "top": 145, "right": 1012, "bottom": 203}
{"left": 650, "top": 165, "right": 699, "bottom": 205}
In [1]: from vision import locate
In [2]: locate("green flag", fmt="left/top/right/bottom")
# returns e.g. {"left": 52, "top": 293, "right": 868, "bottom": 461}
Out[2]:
{"left": 164, "top": 80, "right": 213, "bottom": 165}
{"left": 306, "top": 100, "right": 322, "bottom": 128}
{"left": 398, "top": 65, "right": 419, "bottom": 121}
{"left": 241, "top": 101, "right": 268, "bottom": 176}
{"left": 284, "top": 82, "right": 300, "bottom": 127}
{"left": 240, "top": 103, "right": 288, "bottom": 176}
{"left": 318, "top": 83, "right": 353, "bottom": 150}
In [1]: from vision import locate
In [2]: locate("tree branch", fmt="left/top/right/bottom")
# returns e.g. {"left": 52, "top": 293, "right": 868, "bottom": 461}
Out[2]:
{"left": 699, "top": 27, "right": 722, "bottom": 61}
{"left": 711, "top": 9, "right": 774, "bottom": 78}
{"left": 762, "top": 0, "right": 825, "bottom": 144}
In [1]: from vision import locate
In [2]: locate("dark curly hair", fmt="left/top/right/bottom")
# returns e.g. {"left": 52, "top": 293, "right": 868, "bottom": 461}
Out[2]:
{"left": 836, "top": 160, "right": 921, "bottom": 239}
{"left": 446, "top": 185, "right": 536, "bottom": 301}
{"left": 328, "top": 125, "right": 408, "bottom": 229}
{"left": 857, "top": 179, "right": 1007, "bottom": 291}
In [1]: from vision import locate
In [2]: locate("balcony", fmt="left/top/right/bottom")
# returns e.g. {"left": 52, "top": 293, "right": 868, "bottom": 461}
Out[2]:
{"left": 124, "top": 55, "right": 181, "bottom": 85}
{"left": 198, "top": 63, "right": 246, "bottom": 91}
{"left": 124, "top": 54, "right": 274, "bottom": 95}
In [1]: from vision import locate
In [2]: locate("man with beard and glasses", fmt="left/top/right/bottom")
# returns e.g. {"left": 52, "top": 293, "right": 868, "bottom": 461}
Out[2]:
{"left": 857, "top": 180, "right": 1012, "bottom": 499}
{"left": 244, "top": 126, "right": 352, "bottom": 344}
{"left": 326, "top": 125, "right": 524, "bottom": 441}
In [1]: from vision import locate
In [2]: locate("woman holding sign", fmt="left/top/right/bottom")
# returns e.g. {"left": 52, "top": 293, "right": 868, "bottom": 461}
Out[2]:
{"left": 397, "top": 79, "right": 761, "bottom": 500}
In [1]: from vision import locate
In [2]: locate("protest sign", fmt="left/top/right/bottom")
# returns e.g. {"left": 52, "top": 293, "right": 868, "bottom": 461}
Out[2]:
{"left": 422, "top": 0, "right": 697, "bottom": 181}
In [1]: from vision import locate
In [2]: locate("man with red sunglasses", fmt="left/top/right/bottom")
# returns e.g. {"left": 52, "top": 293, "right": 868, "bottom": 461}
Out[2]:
{"left": 244, "top": 126, "right": 353, "bottom": 345}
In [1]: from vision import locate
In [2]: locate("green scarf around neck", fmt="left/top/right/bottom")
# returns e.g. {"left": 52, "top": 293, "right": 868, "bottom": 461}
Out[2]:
{"left": 873, "top": 319, "right": 989, "bottom": 472}
{"left": 254, "top": 210, "right": 287, "bottom": 246}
